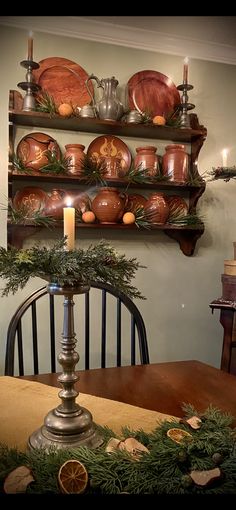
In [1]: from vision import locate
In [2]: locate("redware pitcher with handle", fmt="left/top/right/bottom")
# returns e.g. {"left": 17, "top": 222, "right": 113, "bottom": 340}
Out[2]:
{"left": 92, "top": 187, "right": 127, "bottom": 223}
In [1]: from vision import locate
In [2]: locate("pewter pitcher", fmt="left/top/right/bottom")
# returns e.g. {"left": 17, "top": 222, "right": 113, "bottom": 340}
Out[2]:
{"left": 85, "top": 74, "right": 124, "bottom": 121}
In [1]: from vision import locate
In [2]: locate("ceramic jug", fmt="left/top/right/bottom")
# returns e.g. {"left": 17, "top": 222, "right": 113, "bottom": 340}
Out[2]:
{"left": 64, "top": 144, "right": 85, "bottom": 176}
{"left": 91, "top": 187, "right": 127, "bottom": 223}
{"left": 162, "top": 144, "right": 189, "bottom": 183}
{"left": 85, "top": 74, "right": 124, "bottom": 121}
{"left": 134, "top": 146, "right": 160, "bottom": 177}
{"left": 45, "top": 189, "right": 66, "bottom": 220}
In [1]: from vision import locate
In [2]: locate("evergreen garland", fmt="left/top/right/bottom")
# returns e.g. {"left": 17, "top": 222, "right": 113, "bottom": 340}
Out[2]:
{"left": 0, "top": 237, "right": 145, "bottom": 299}
{"left": 208, "top": 166, "right": 236, "bottom": 182}
{"left": 0, "top": 405, "right": 236, "bottom": 494}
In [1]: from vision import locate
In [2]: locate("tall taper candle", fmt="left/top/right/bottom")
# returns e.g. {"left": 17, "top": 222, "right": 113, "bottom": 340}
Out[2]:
{"left": 28, "top": 31, "right": 33, "bottom": 60}
{"left": 183, "top": 57, "right": 189, "bottom": 84}
{"left": 63, "top": 203, "right": 75, "bottom": 250}
{"left": 222, "top": 148, "right": 228, "bottom": 168}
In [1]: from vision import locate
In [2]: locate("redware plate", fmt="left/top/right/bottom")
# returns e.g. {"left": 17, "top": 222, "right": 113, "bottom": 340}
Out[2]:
{"left": 166, "top": 195, "right": 188, "bottom": 219}
{"left": 128, "top": 70, "right": 180, "bottom": 118}
{"left": 87, "top": 135, "right": 132, "bottom": 178}
{"left": 16, "top": 132, "right": 60, "bottom": 172}
{"left": 13, "top": 187, "right": 49, "bottom": 216}
{"left": 126, "top": 194, "right": 147, "bottom": 212}
{"left": 33, "top": 57, "right": 93, "bottom": 109}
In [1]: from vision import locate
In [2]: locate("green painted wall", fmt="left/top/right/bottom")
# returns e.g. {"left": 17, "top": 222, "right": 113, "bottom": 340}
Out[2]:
{"left": 1, "top": 25, "right": 236, "bottom": 373}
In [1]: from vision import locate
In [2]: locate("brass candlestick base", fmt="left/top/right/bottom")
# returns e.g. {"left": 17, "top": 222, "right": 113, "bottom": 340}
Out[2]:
{"left": 28, "top": 282, "right": 103, "bottom": 450}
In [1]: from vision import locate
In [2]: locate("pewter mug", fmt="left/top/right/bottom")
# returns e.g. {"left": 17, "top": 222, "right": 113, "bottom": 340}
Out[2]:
{"left": 79, "top": 104, "right": 96, "bottom": 118}
{"left": 85, "top": 74, "right": 124, "bottom": 121}
{"left": 126, "top": 110, "right": 143, "bottom": 123}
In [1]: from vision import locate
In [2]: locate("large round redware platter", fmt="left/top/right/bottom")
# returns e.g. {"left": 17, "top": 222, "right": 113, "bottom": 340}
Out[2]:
{"left": 87, "top": 135, "right": 132, "bottom": 178}
{"left": 128, "top": 70, "right": 180, "bottom": 118}
{"left": 16, "top": 132, "right": 60, "bottom": 172}
{"left": 33, "top": 57, "right": 93, "bottom": 109}
{"left": 13, "top": 187, "right": 49, "bottom": 216}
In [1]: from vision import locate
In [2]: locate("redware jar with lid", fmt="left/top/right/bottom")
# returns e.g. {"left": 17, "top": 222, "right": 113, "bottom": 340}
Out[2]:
{"left": 134, "top": 146, "right": 159, "bottom": 177}
{"left": 162, "top": 144, "right": 189, "bottom": 183}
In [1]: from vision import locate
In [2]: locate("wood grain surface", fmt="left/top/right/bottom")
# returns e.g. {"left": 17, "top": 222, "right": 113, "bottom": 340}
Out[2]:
{"left": 33, "top": 57, "right": 93, "bottom": 108}
{"left": 128, "top": 70, "right": 180, "bottom": 118}
{"left": 21, "top": 361, "right": 236, "bottom": 421}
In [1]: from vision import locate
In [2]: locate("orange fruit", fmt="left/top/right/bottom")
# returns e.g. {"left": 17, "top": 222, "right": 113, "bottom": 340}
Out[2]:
{"left": 152, "top": 115, "right": 166, "bottom": 126}
{"left": 58, "top": 103, "right": 74, "bottom": 117}
{"left": 82, "top": 211, "right": 96, "bottom": 223}
{"left": 123, "top": 212, "right": 136, "bottom": 225}
{"left": 58, "top": 460, "right": 88, "bottom": 494}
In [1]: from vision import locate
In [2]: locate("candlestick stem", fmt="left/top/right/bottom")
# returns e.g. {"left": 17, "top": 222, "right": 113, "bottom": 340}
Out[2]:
{"left": 177, "top": 82, "right": 195, "bottom": 129}
{"left": 17, "top": 59, "right": 41, "bottom": 111}
{"left": 28, "top": 282, "right": 103, "bottom": 450}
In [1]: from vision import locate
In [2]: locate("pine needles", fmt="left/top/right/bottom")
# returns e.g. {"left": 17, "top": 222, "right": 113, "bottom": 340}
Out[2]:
{"left": 80, "top": 154, "right": 108, "bottom": 186}
{"left": 35, "top": 90, "right": 58, "bottom": 116}
{"left": 3, "top": 199, "right": 56, "bottom": 228}
{"left": 40, "top": 150, "right": 71, "bottom": 175}
{"left": 0, "top": 405, "right": 236, "bottom": 494}
{"left": 207, "top": 166, "right": 236, "bottom": 182}
{"left": 168, "top": 213, "right": 203, "bottom": 227}
{"left": 0, "top": 237, "right": 145, "bottom": 299}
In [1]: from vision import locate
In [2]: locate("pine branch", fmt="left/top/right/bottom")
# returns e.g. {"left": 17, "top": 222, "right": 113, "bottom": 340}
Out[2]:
{"left": 207, "top": 166, "right": 236, "bottom": 182}
{"left": 133, "top": 206, "right": 152, "bottom": 229}
{"left": 0, "top": 238, "right": 145, "bottom": 299}
{"left": 124, "top": 164, "right": 153, "bottom": 185}
{"left": 0, "top": 406, "right": 236, "bottom": 494}
{"left": 40, "top": 150, "right": 71, "bottom": 175}
{"left": 80, "top": 154, "right": 108, "bottom": 186}
{"left": 11, "top": 154, "right": 33, "bottom": 174}
{"left": 168, "top": 213, "right": 203, "bottom": 227}
{"left": 2, "top": 199, "right": 56, "bottom": 229}
{"left": 35, "top": 90, "right": 58, "bottom": 116}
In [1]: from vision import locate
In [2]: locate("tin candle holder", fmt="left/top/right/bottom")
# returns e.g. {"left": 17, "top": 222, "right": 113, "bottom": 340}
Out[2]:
{"left": 177, "top": 82, "right": 195, "bottom": 129}
{"left": 17, "top": 59, "right": 41, "bottom": 111}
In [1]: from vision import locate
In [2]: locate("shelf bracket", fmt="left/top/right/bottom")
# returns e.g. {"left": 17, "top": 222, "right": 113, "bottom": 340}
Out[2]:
{"left": 164, "top": 228, "right": 204, "bottom": 256}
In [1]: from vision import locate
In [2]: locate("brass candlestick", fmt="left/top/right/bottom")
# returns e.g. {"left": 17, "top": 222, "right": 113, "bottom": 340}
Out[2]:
{"left": 28, "top": 282, "right": 103, "bottom": 450}
{"left": 17, "top": 59, "right": 41, "bottom": 111}
{"left": 177, "top": 82, "right": 195, "bottom": 129}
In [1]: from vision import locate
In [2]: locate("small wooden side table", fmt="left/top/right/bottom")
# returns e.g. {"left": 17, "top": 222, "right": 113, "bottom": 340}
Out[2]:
{"left": 210, "top": 298, "right": 236, "bottom": 374}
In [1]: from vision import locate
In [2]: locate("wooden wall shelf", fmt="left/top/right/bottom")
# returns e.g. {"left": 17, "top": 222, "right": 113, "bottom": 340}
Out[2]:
{"left": 8, "top": 90, "right": 207, "bottom": 256}
{"left": 9, "top": 109, "right": 206, "bottom": 142}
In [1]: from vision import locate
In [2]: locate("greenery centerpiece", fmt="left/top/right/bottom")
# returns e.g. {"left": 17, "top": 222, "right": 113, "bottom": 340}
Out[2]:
{"left": 0, "top": 237, "right": 145, "bottom": 298}
{"left": 1, "top": 405, "right": 236, "bottom": 494}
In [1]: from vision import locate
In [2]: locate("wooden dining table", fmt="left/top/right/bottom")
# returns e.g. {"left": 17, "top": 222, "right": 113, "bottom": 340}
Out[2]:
{"left": 22, "top": 360, "right": 236, "bottom": 421}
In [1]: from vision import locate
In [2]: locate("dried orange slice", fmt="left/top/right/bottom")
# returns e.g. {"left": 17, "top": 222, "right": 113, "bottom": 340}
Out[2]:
{"left": 58, "top": 460, "right": 88, "bottom": 494}
{"left": 167, "top": 428, "right": 192, "bottom": 444}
